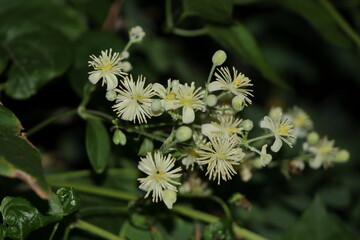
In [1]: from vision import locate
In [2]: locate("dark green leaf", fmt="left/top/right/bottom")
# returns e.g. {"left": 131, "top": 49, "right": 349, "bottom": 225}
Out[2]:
{"left": 206, "top": 22, "right": 289, "bottom": 89}
{"left": 0, "top": 105, "right": 50, "bottom": 199}
{"left": 283, "top": 196, "right": 357, "bottom": 240}
{"left": 204, "top": 218, "right": 235, "bottom": 240}
{"left": 272, "top": 0, "right": 352, "bottom": 47}
{"left": 183, "top": 0, "right": 233, "bottom": 23}
{"left": 85, "top": 118, "right": 111, "bottom": 174}
{"left": 0, "top": 104, "right": 21, "bottom": 135}
{"left": 0, "top": 0, "right": 86, "bottom": 40}
{"left": 56, "top": 187, "right": 81, "bottom": 215}
{"left": 138, "top": 138, "right": 154, "bottom": 156}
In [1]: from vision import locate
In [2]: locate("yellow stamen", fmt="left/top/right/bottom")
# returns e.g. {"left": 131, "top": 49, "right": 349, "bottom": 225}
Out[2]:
{"left": 101, "top": 64, "right": 113, "bottom": 71}
{"left": 166, "top": 92, "right": 176, "bottom": 100}
{"left": 278, "top": 124, "right": 290, "bottom": 136}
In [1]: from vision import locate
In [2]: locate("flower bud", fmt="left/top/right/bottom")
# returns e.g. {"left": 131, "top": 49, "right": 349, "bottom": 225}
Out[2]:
{"left": 120, "top": 51, "right": 130, "bottom": 59}
{"left": 176, "top": 126, "right": 192, "bottom": 142}
{"left": 129, "top": 26, "right": 145, "bottom": 43}
{"left": 334, "top": 150, "right": 350, "bottom": 163}
{"left": 113, "top": 129, "right": 126, "bottom": 146}
{"left": 121, "top": 61, "right": 132, "bottom": 72}
{"left": 232, "top": 95, "right": 245, "bottom": 111}
{"left": 163, "top": 189, "right": 177, "bottom": 209}
{"left": 269, "top": 107, "right": 282, "bottom": 121}
{"left": 307, "top": 132, "right": 319, "bottom": 145}
{"left": 151, "top": 99, "right": 163, "bottom": 116}
{"left": 205, "top": 94, "right": 217, "bottom": 107}
{"left": 212, "top": 50, "right": 227, "bottom": 66}
{"left": 242, "top": 119, "right": 253, "bottom": 131}
{"left": 106, "top": 90, "right": 117, "bottom": 101}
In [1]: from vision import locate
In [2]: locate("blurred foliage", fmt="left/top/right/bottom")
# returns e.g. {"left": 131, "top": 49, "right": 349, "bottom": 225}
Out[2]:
{"left": 0, "top": 0, "right": 360, "bottom": 239}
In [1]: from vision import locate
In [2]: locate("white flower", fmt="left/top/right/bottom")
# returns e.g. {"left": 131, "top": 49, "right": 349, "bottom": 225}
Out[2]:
{"left": 208, "top": 67, "right": 253, "bottom": 105}
{"left": 179, "top": 147, "right": 199, "bottom": 170}
{"left": 88, "top": 49, "right": 126, "bottom": 90}
{"left": 260, "top": 115, "right": 295, "bottom": 152}
{"left": 287, "top": 107, "right": 313, "bottom": 138}
{"left": 152, "top": 79, "right": 180, "bottom": 110}
{"left": 138, "top": 152, "right": 182, "bottom": 202}
{"left": 307, "top": 137, "right": 338, "bottom": 169}
{"left": 260, "top": 144, "right": 272, "bottom": 166}
{"left": 112, "top": 75, "right": 154, "bottom": 124}
{"left": 173, "top": 82, "right": 206, "bottom": 124}
{"left": 215, "top": 104, "right": 236, "bottom": 116}
{"left": 129, "top": 26, "right": 146, "bottom": 42}
{"left": 197, "top": 134, "right": 245, "bottom": 184}
{"left": 202, "top": 115, "right": 243, "bottom": 138}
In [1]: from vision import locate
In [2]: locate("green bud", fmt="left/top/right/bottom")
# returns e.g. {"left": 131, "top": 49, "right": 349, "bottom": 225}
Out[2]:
{"left": 212, "top": 50, "right": 227, "bottom": 66}
{"left": 122, "top": 61, "right": 132, "bottom": 72}
{"left": 242, "top": 119, "right": 253, "bottom": 131}
{"left": 113, "top": 129, "right": 126, "bottom": 146}
{"left": 151, "top": 99, "right": 163, "bottom": 116}
{"left": 105, "top": 90, "right": 117, "bottom": 101}
{"left": 232, "top": 95, "right": 245, "bottom": 111}
{"left": 269, "top": 107, "right": 282, "bottom": 121}
{"left": 205, "top": 94, "right": 217, "bottom": 107}
{"left": 163, "top": 189, "right": 177, "bottom": 209}
{"left": 307, "top": 132, "right": 319, "bottom": 145}
{"left": 334, "top": 150, "right": 350, "bottom": 163}
{"left": 176, "top": 126, "right": 192, "bottom": 142}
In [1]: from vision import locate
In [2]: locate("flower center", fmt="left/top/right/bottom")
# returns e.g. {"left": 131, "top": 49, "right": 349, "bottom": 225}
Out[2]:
{"left": 166, "top": 92, "right": 176, "bottom": 100}
{"left": 277, "top": 124, "right": 290, "bottom": 136}
{"left": 154, "top": 171, "right": 166, "bottom": 181}
{"left": 233, "top": 77, "right": 243, "bottom": 87}
{"left": 101, "top": 64, "right": 113, "bottom": 71}
{"left": 319, "top": 145, "right": 332, "bottom": 155}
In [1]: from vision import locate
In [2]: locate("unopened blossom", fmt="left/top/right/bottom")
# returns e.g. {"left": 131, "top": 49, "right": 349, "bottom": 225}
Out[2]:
{"left": 260, "top": 115, "right": 295, "bottom": 152}
{"left": 129, "top": 26, "right": 145, "bottom": 42}
{"left": 173, "top": 82, "right": 206, "bottom": 124}
{"left": 202, "top": 115, "right": 243, "bottom": 137}
{"left": 138, "top": 152, "right": 182, "bottom": 202}
{"left": 209, "top": 67, "right": 253, "bottom": 105}
{"left": 113, "top": 75, "right": 154, "bottom": 124}
{"left": 88, "top": 49, "right": 125, "bottom": 90}
{"left": 197, "top": 134, "right": 245, "bottom": 184}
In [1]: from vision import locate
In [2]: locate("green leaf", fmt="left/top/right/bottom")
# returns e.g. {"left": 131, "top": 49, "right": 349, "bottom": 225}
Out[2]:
{"left": 113, "top": 129, "right": 127, "bottom": 146}
{"left": 272, "top": 0, "right": 352, "bottom": 47}
{"left": 1, "top": 27, "right": 71, "bottom": 99}
{"left": 0, "top": 0, "right": 86, "bottom": 40}
{"left": 204, "top": 218, "right": 235, "bottom": 240}
{"left": 138, "top": 138, "right": 154, "bottom": 156}
{"left": 283, "top": 196, "right": 357, "bottom": 240}
{"left": 183, "top": 0, "right": 233, "bottom": 23}
{"left": 206, "top": 22, "right": 289, "bottom": 89}
{"left": 56, "top": 187, "right": 81, "bottom": 215}
{"left": 85, "top": 118, "right": 111, "bottom": 174}
{"left": 0, "top": 104, "right": 21, "bottom": 135}
{"left": 0, "top": 105, "right": 50, "bottom": 199}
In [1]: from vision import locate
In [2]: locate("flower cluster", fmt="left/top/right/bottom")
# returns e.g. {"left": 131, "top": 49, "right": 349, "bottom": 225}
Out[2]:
{"left": 87, "top": 30, "right": 349, "bottom": 209}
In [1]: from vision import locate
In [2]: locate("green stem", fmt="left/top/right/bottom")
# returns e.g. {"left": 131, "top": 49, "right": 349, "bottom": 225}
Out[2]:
{"left": 46, "top": 168, "right": 137, "bottom": 181}
{"left": 86, "top": 109, "right": 114, "bottom": 121}
{"left": 75, "top": 220, "right": 124, "bottom": 240}
{"left": 48, "top": 181, "right": 138, "bottom": 201}
{"left": 165, "top": 0, "right": 174, "bottom": 30}
{"left": 26, "top": 109, "right": 77, "bottom": 136}
{"left": 318, "top": 0, "right": 360, "bottom": 48}
{"left": 49, "top": 223, "right": 59, "bottom": 240}
{"left": 172, "top": 28, "right": 207, "bottom": 37}
{"left": 123, "top": 127, "right": 166, "bottom": 142}
{"left": 122, "top": 41, "right": 133, "bottom": 53}
{"left": 48, "top": 181, "right": 267, "bottom": 240}
{"left": 209, "top": 196, "right": 232, "bottom": 220}
{"left": 245, "top": 133, "right": 274, "bottom": 145}
{"left": 205, "top": 64, "right": 216, "bottom": 98}
{"left": 62, "top": 224, "right": 72, "bottom": 240}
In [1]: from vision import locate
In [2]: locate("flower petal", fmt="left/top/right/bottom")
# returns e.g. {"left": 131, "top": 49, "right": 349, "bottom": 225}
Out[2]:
{"left": 88, "top": 72, "right": 102, "bottom": 85}
{"left": 105, "top": 73, "right": 118, "bottom": 90}
{"left": 270, "top": 135, "right": 283, "bottom": 152}
{"left": 208, "top": 81, "right": 226, "bottom": 92}
{"left": 182, "top": 106, "right": 195, "bottom": 124}
{"left": 201, "top": 123, "right": 221, "bottom": 137}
